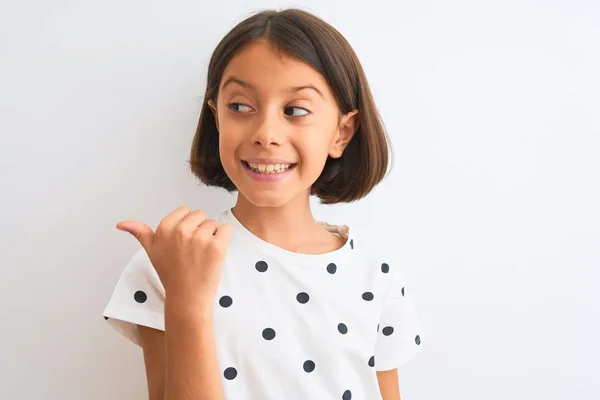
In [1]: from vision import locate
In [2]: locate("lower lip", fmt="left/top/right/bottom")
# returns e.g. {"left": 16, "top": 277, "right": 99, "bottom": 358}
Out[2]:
{"left": 242, "top": 161, "right": 295, "bottom": 182}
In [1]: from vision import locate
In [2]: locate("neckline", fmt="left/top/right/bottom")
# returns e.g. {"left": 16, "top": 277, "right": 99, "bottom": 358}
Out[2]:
{"left": 222, "top": 208, "right": 353, "bottom": 262}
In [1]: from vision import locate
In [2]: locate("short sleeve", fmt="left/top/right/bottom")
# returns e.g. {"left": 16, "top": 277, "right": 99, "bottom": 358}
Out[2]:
{"left": 374, "top": 263, "right": 425, "bottom": 370}
{"left": 102, "top": 248, "right": 165, "bottom": 346}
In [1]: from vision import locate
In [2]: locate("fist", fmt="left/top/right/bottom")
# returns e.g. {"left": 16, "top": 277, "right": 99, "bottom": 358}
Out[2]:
{"left": 116, "top": 206, "right": 232, "bottom": 302}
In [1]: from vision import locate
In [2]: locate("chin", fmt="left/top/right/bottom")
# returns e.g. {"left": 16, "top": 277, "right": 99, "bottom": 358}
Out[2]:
{"left": 239, "top": 189, "right": 295, "bottom": 208}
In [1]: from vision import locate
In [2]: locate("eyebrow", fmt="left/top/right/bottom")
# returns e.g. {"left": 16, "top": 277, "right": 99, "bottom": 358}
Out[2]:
{"left": 221, "top": 76, "right": 325, "bottom": 99}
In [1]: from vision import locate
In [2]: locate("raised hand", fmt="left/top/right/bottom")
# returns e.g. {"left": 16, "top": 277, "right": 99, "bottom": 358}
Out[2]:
{"left": 116, "top": 206, "right": 232, "bottom": 304}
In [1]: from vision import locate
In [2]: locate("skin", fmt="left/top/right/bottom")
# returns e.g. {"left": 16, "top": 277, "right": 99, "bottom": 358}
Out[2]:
{"left": 207, "top": 38, "right": 358, "bottom": 256}
{"left": 137, "top": 38, "right": 401, "bottom": 399}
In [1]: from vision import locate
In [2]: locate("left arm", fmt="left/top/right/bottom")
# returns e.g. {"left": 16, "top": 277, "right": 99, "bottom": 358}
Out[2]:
{"left": 377, "top": 369, "right": 401, "bottom": 400}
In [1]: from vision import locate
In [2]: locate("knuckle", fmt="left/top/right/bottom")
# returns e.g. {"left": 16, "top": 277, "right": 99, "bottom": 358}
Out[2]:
{"left": 194, "top": 226, "right": 213, "bottom": 242}
{"left": 193, "top": 231, "right": 207, "bottom": 243}
{"left": 175, "top": 224, "right": 189, "bottom": 238}
{"left": 177, "top": 205, "right": 191, "bottom": 213}
{"left": 194, "top": 210, "right": 206, "bottom": 219}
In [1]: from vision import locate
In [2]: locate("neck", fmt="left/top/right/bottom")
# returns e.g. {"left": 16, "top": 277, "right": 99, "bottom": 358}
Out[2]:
{"left": 231, "top": 192, "right": 328, "bottom": 252}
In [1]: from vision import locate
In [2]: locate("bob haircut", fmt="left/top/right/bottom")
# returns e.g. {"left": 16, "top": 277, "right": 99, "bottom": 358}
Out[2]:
{"left": 189, "top": 8, "right": 393, "bottom": 204}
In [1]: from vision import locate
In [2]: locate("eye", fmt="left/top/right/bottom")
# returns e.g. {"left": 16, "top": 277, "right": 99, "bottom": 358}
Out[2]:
{"left": 227, "top": 103, "right": 253, "bottom": 113}
{"left": 284, "top": 106, "right": 310, "bottom": 117}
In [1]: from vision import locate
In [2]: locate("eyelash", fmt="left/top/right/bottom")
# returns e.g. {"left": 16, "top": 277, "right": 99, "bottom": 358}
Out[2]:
{"left": 227, "top": 103, "right": 311, "bottom": 117}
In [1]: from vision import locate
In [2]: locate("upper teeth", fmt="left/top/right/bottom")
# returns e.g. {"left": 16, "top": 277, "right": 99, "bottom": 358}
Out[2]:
{"left": 248, "top": 163, "right": 292, "bottom": 172}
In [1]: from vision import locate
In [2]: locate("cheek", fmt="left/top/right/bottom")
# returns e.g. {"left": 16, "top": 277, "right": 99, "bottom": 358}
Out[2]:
{"left": 302, "top": 125, "right": 337, "bottom": 157}
{"left": 218, "top": 131, "right": 240, "bottom": 172}
{"left": 218, "top": 120, "right": 245, "bottom": 156}
{"left": 295, "top": 136, "right": 332, "bottom": 174}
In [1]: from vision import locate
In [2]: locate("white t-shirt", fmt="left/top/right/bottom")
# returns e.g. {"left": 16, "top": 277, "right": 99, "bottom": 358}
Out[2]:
{"left": 103, "top": 209, "right": 425, "bottom": 400}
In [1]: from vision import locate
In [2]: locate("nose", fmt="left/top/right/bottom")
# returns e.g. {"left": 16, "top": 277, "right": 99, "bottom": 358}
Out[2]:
{"left": 250, "top": 111, "right": 286, "bottom": 148}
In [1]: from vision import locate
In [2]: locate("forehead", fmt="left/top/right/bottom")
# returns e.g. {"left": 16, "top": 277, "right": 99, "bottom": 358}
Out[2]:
{"left": 220, "top": 39, "right": 333, "bottom": 99}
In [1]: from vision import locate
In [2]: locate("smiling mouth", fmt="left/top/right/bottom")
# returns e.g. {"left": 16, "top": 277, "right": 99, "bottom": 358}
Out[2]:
{"left": 241, "top": 160, "right": 297, "bottom": 174}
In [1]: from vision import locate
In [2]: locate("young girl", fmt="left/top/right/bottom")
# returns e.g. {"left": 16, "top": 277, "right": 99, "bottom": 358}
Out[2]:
{"left": 103, "top": 8, "right": 424, "bottom": 400}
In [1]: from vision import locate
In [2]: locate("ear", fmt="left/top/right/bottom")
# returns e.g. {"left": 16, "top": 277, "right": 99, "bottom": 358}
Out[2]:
{"left": 207, "top": 99, "right": 219, "bottom": 131}
{"left": 329, "top": 109, "right": 360, "bottom": 158}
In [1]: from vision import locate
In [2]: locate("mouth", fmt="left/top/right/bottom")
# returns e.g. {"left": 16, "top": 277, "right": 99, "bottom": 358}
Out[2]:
{"left": 241, "top": 160, "right": 297, "bottom": 175}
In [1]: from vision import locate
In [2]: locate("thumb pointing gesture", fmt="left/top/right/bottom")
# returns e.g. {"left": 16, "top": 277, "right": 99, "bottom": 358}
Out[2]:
{"left": 115, "top": 206, "right": 231, "bottom": 301}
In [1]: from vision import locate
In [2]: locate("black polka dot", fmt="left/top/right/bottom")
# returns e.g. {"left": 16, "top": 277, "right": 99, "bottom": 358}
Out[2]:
{"left": 104, "top": 316, "right": 109, "bottom": 320}
{"left": 402, "top": 287, "right": 405, "bottom": 297}
{"left": 362, "top": 292, "right": 374, "bottom": 301}
{"left": 134, "top": 290, "right": 147, "bottom": 303}
{"left": 219, "top": 296, "right": 233, "bottom": 308}
{"left": 349, "top": 239, "right": 354, "bottom": 249}
{"left": 262, "top": 328, "right": 276, "bottom": 340}
{"left": 415, "top": 335, "right": 421, "bottom": 345}
{"left": 327, "top": 263, "right": 337, "bottom": 274}
{"left": 303, "top": 360, "right": 315, "bottom": 372}
{"left": 368, "top": 355, "right": 375, "bottom": 367}
{"left": 255, "top": 261, "right": 268, "bottom": 272}
{"left": 342, "top": 390, "right": 352, "bottom": 400}
{"left": 223, "top": 367, "right": 237, "bottom": 380}
{"left": 337, "top": 323, "right": 348, "bottom": 334}
{"left": 297, "top": 292, "right": 310, "bottom": 304}
{"left": 382, "top": 326, "right": 394, "bottom": 336}
{"left": 381, "top": 263, "right": 389, "bottom": 273}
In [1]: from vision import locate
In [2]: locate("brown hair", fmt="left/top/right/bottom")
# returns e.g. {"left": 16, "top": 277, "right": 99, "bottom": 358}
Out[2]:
{"left": 189, "top": 8, "right": 393, "bottom": 204}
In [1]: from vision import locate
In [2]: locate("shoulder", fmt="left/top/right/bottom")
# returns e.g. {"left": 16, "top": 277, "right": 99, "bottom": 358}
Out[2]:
{"left": 347, "top": 230, "right": 398, "bottom": 269}
{"left": 117, "top": 247, "right": 164, "bottom": 293}
{"left": 127, "top": 247, "right": 156, "bottom": 272}
{"left": 345, "top": 228, "right": 408, "bottom": 292}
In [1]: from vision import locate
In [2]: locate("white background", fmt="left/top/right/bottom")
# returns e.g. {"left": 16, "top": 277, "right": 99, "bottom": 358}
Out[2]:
{"left": 1, "top": 0, "right": 597, "bottom": 399}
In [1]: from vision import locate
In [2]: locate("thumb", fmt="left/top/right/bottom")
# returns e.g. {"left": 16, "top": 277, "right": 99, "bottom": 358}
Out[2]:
{"left": 116, "top": 220, "right": 155, "bottom": 254}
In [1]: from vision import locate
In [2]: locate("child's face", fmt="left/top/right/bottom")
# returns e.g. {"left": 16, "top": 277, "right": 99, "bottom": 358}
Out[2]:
{"left": 208, "top": 39, "right": 358, "bottom": 208}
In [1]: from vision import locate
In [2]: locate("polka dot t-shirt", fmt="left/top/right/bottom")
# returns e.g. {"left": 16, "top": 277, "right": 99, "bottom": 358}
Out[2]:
{"left": 103, "top": 209, "right": 425, "bottom": 400}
